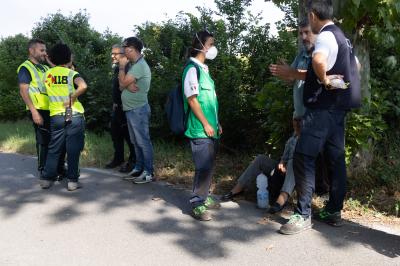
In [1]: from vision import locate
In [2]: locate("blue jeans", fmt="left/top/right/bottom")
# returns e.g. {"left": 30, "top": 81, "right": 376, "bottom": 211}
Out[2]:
{"left": 281, "top": 159, "right": 296, "bottom": 195}
{"left": 42, "top": 115, "right": 85, "bottom": 182}
{"left": 189, "top": 138, "right": 219, "bottom": 207}
{"left": 125, "top": 103, "right": 154, "bottom": 174}
{"left": 293, "top": 109, "right": 347, "bottom": 217}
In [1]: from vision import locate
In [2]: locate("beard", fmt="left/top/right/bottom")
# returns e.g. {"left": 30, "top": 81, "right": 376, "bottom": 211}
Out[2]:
{"left": 303, "top": 41, "right": 314, "bottom": 52}
{"left": 35, "top": 55, "right": 46, "bottom": 63}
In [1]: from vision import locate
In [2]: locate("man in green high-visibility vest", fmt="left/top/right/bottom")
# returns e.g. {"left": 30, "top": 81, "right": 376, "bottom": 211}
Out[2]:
{"left": 17, "top": 39, "right": 66, "bottom": 180}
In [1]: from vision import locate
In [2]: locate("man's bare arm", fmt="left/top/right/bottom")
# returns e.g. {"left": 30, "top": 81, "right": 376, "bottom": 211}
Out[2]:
{"left": 312, "top": 52, "right": 329, "bottom": 85}
{"left": 269, "top": 64, "right": 307, "bottom": 81}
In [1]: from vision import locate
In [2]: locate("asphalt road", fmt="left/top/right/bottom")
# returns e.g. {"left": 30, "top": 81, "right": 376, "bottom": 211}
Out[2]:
{"left": 0, "top": 152, "right": 399, "bottom": 266}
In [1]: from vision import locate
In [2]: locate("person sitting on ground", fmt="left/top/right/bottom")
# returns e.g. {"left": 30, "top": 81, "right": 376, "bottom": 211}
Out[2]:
{"left": 221, "top": 119, "right": 301, "bottom": 214}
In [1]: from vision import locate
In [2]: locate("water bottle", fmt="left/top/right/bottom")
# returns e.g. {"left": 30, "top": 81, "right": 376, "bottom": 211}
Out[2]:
{"left": 256, "top": 173, "right": 269, "bottom": 209}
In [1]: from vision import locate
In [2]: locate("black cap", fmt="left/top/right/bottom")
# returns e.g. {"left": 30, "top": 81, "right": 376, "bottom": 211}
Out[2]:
{"left": 122, "top": 37, "right": 143, "bottom": 52}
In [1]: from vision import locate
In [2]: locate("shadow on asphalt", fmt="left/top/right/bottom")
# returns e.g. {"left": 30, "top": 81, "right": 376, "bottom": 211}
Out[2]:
{"left": 0, "top": 152, "right": 399, "bottom": 260}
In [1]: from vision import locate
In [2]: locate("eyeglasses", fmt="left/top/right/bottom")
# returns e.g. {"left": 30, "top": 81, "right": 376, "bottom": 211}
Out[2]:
{"left": 111, "top": 52, "right": 124, "bottom": 56}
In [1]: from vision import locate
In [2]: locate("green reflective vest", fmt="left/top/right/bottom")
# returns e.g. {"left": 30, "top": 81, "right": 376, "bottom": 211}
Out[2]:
{"left": 44, "top": 66, "right": 84, "bottom": 116}
{"left": 182, "top": 61, "right": 219, "bottom": 139}
{"left": 17, "top": 60, "right": 50, "bottom": 110}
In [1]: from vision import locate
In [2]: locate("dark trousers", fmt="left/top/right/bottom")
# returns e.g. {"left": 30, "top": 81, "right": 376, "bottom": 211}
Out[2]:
{"left": 42, "top": 115, "right": 85, "bottom": 182}
{"left": 189, "top": 138, "right": 219, "bottom": 207}
{"left": 110, "top": 106, "right": 135, "bottom": 163}
{"left": 293, "top": 109, "right": 347, "bottom": 217}
{"left": 30, "top": 110, "right": 65, "bottom": 173}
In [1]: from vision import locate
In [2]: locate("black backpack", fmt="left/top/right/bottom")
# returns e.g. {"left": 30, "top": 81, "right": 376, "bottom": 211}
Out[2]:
{"left": 165, "top": 61, "right": 200, "bottom": 135}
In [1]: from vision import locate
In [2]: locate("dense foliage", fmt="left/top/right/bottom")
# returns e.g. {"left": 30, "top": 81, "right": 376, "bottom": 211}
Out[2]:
{"left": 0, "top": 0, "right": 399, "bottom": 192}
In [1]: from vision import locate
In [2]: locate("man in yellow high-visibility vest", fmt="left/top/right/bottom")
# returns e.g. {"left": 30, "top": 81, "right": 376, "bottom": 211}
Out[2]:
{"left": 41, "top": 43, "right": 87, "bottom": 191}
{"left": 17, "top": 39, "right": 65, "bottom": 178}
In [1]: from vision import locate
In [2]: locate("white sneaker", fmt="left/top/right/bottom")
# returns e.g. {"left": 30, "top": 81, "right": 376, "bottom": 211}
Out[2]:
{"left": 67, "top": 181, "right": 82, "bottom": 191}
{"left": 40, "top": 179, "right": 54, "bottom": 189}
{"left": 133, "top": 171, "right": 153, "bottom": 184}
{"left": 123, "top": 168, "right": 143, "bottom": 180}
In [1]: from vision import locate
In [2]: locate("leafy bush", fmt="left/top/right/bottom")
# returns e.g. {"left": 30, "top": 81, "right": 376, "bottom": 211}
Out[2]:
{"left": 0, "top": 34, "right": 30, "bottom": 120}
{"left": 0, "top": 1, "right": 399, "bottom": 194}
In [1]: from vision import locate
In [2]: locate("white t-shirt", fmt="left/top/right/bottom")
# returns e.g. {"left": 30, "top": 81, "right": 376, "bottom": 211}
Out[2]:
{"left": 183, "top": 57, "right": 209, "bottom": 98}
{"left": 312, "top": 22, "right": 338, "bottom": 71}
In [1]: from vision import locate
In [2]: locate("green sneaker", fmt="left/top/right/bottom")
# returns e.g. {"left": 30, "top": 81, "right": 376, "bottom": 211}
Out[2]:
{"left": 313, "top": 209, "right": 343, "bottom": 227}
{"left": 191, "top": 205, "right": 212, "bottom": 221}
{"left": 279, "top": 214, "right": 312, "bottom": 235}
{"left": 204, "top": 196, "right": 221, "bottom": 209}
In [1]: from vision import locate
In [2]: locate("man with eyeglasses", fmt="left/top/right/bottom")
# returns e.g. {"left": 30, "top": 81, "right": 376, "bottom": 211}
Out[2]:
{"left": 17, "top": 38, "right": 66, "bottom": 182}
{"left": 105, "top": 44, "right": 136, "bottom": 173}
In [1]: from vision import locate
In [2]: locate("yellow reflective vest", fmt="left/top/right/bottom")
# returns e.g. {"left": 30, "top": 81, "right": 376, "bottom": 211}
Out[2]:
{"left": 17, "top": 60, "right": 50, "bottom": 110}
{"left": 43, "top": 66, "right": 84, "bottom": 116}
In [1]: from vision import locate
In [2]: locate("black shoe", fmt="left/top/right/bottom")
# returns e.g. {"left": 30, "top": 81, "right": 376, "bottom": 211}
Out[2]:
{"left": 268, "top": 202, "right": 286, "bottom": 214}
{"left": 313, "top": 209, "right": 344, "bottom": 227}
{"left": 56, "top": 167, "right": 67, "bottom": 182}
{"left": 123, "top": 168, "right": 143, "bottom": 180}
{"left": 119, "top": 161, "right": 135, "bottom": 173}
{"left": 220, "top": 191, "right": 243, "bottom": 202}
{"left": 105, "top": 159, "right": 123, "bottom": 169}
{"left": 55, "top": 174, "right": 64, "bottom": 182}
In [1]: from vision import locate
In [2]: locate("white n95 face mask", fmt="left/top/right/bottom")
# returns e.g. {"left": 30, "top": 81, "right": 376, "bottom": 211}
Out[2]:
{"left": 205, "top": 46, "right": 218, "bottom": 60}
{"left": 195, "top": 33, "right": 218, "bottom": 60}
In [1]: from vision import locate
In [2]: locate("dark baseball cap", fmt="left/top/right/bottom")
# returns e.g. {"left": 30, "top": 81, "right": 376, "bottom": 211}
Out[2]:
{"left": 122, "top": 37, "right": 143, "bottom": 52}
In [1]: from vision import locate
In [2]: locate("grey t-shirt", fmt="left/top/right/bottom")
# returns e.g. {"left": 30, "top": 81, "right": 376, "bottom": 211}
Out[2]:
{"left": 121, "top": 57, "right": 151, "bottom": 111}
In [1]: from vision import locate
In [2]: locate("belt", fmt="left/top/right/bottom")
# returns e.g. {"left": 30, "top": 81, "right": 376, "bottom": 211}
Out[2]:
{"left": 54, "top": 111, "right": 84, "bottom": 117}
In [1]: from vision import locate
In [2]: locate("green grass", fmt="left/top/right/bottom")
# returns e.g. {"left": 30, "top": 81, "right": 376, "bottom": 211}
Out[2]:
{"left": 2, "top": 120, "right": 398, "bottom": 219}
{"left": 0, "top": 120, "right": 252, "bottom": 192}
{"left": 0, "top": 120, "right": 36, "bottom": 154}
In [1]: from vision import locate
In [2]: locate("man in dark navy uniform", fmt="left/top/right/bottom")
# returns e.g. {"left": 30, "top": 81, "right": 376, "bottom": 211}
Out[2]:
{"left": 280, "top": 0, "right": 361, "bottom": 235}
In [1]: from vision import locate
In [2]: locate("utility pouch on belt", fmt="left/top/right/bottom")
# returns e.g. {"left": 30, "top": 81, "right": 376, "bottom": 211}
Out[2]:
{"left": 65, "top": 94, "right": 73, "bottom": 123}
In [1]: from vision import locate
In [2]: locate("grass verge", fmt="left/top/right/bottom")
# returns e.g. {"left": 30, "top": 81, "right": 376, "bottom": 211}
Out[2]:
{"left": 0, "top": 119, "right": 252, "bottom": 190}
{"left": 1, "top": 120, "right": 399, "bottom": 224}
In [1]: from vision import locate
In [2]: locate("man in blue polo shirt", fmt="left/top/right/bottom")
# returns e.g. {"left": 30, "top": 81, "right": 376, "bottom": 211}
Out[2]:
{"left": 270, "top": 18, "right": 315, "bottom": 122}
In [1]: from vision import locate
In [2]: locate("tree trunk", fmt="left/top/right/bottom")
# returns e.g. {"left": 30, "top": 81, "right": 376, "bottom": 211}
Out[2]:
{"left": 332, "top": 0, "right": 371, "bottom": 107}
{"left": 298, "top": 0, "right": 306, "bottom": 51}
{"left": 354, "top": 39, "right": 371, "bottom": 109}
